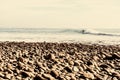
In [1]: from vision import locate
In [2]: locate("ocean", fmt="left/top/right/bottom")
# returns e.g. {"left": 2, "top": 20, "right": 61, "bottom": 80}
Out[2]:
{"left": 0, "top": 28, "right": 120, "bottom": 44}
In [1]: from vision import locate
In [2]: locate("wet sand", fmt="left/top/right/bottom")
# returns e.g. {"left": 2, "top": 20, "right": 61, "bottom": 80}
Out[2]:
{"left": 0, "top": 42, "right": 120, "bottom": 80}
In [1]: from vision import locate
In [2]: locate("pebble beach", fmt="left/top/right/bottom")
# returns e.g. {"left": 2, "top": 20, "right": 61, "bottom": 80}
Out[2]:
{"left": 0, "top": 42, "right": 120, "bottom": 80}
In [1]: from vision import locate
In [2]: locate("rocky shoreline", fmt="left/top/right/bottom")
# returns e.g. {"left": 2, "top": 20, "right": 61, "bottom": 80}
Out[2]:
{"left": 0, "top": 42, "right": 120, "bottom": 80}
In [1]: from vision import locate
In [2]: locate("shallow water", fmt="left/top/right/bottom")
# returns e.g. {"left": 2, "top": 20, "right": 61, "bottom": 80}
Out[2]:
{"left": 0, "top": 28, "right": 120, "bottom": 45}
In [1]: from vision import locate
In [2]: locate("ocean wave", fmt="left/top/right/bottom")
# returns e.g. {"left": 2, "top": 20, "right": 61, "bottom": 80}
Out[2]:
{"left": 60, "top": 29, "right": 120, "bottom": 36}
{"left": 0, "top": 28, "right": 119, "bottom": 37}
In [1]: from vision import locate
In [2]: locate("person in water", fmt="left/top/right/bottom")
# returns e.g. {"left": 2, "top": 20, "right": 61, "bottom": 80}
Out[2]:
{"left": 81, "top": 30, "right": 85, "bottom": 34}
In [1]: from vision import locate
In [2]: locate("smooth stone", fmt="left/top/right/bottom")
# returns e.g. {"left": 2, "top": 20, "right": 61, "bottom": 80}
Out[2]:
{"left": 71, "top": 76, "right": 76, "bottom": 80}
{"left": 51, "top": 54, "right": 56, "bottom": 60}
{"left": 83, "top": 72, "right": 95, "bottom": 79}
{"left": 0, "top": 67, "right": 3, "bottom": 71}
{"left": 113, "top": 77, "right": 118, "bottom": 80}
{"left": 5, "top": 74, "right": 12, "bottom": 79}
{"left": 65, "top": 76, "right": 71, "bottom": 80}
{"left": 7, "top": 63, "right": 13, "bottom": 70}
{"left": 79, "top": 67, "right": 84, "bottom": 72}
{"left": 11, "top": 76, "right": 16, "bottom": 80}
{"left": 16, "top": 76, "right": 22, "bottom": 80}
{"left": 69, "top": 61, "right": 74, "bottom": 65}
{"left": 74, "top": 61, "right": 80, "bottom": 66}
{"left": 112, "top": 72, "right": 120, "bottom": 79}
{"left": 50, "top": 70, "right": 59, "bottom": 78}
{"left": 27, "top": 67, "right": 34, "bottom": 72}
{"left": 73, "top": 66, "right": 79, "bottom": 72}
{"left": 42, "top": 74, "right": 55, "bottom": 80}
{"left": 0, "top": 72, "right": 4, "bottom": 77}
{"left": 59, "top": 52, "right": 65, "bottom": 58}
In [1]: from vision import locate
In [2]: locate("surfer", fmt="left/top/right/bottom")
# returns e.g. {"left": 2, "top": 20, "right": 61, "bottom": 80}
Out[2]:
{"left": 81, "top": 30, "right": 85, "bottom": 34}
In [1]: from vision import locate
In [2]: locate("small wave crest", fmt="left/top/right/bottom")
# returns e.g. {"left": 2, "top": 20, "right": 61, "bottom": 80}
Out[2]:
{"left": 60, "top": 29, "right": 120, "bottom": 36}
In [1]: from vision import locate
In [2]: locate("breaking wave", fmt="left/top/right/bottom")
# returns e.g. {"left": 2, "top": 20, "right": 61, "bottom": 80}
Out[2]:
{"left": 0, "top": 28, "right": 119, "bottom": 37}
{"left": 60, "top": 29, "right": 120, "bottom": 36}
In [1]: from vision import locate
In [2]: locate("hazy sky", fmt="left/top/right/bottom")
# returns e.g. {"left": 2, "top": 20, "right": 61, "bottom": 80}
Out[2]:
{"left": 0, "top": 0, "right": 120, "bottom": 28}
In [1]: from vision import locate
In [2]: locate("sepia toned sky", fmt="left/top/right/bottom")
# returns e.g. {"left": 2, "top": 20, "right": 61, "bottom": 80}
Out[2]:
{"left": 0, "top": 0, "right": 120, "bottom": 28}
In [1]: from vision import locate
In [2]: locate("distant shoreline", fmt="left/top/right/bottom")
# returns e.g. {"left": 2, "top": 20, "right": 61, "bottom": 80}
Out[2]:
{"left": 0, "top": 41, "right": 120, "bottom": 45}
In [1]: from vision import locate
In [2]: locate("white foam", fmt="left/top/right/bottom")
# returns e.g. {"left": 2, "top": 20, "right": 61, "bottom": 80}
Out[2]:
{"left": 0, "top": 32, "right": 120, "bottom": 45}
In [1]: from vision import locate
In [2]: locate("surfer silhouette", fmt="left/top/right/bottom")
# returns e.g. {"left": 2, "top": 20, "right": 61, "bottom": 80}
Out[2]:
{"left": 81, "top": 30, "right": 85, "bottom": 34}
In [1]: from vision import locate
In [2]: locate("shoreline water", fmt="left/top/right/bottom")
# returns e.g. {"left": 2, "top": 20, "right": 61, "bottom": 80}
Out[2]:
{"left": 0, "top": 28, "right": 120, "bottom": 44}
{"left": 0, "top": 28, "right": 120, "bottom": 45}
